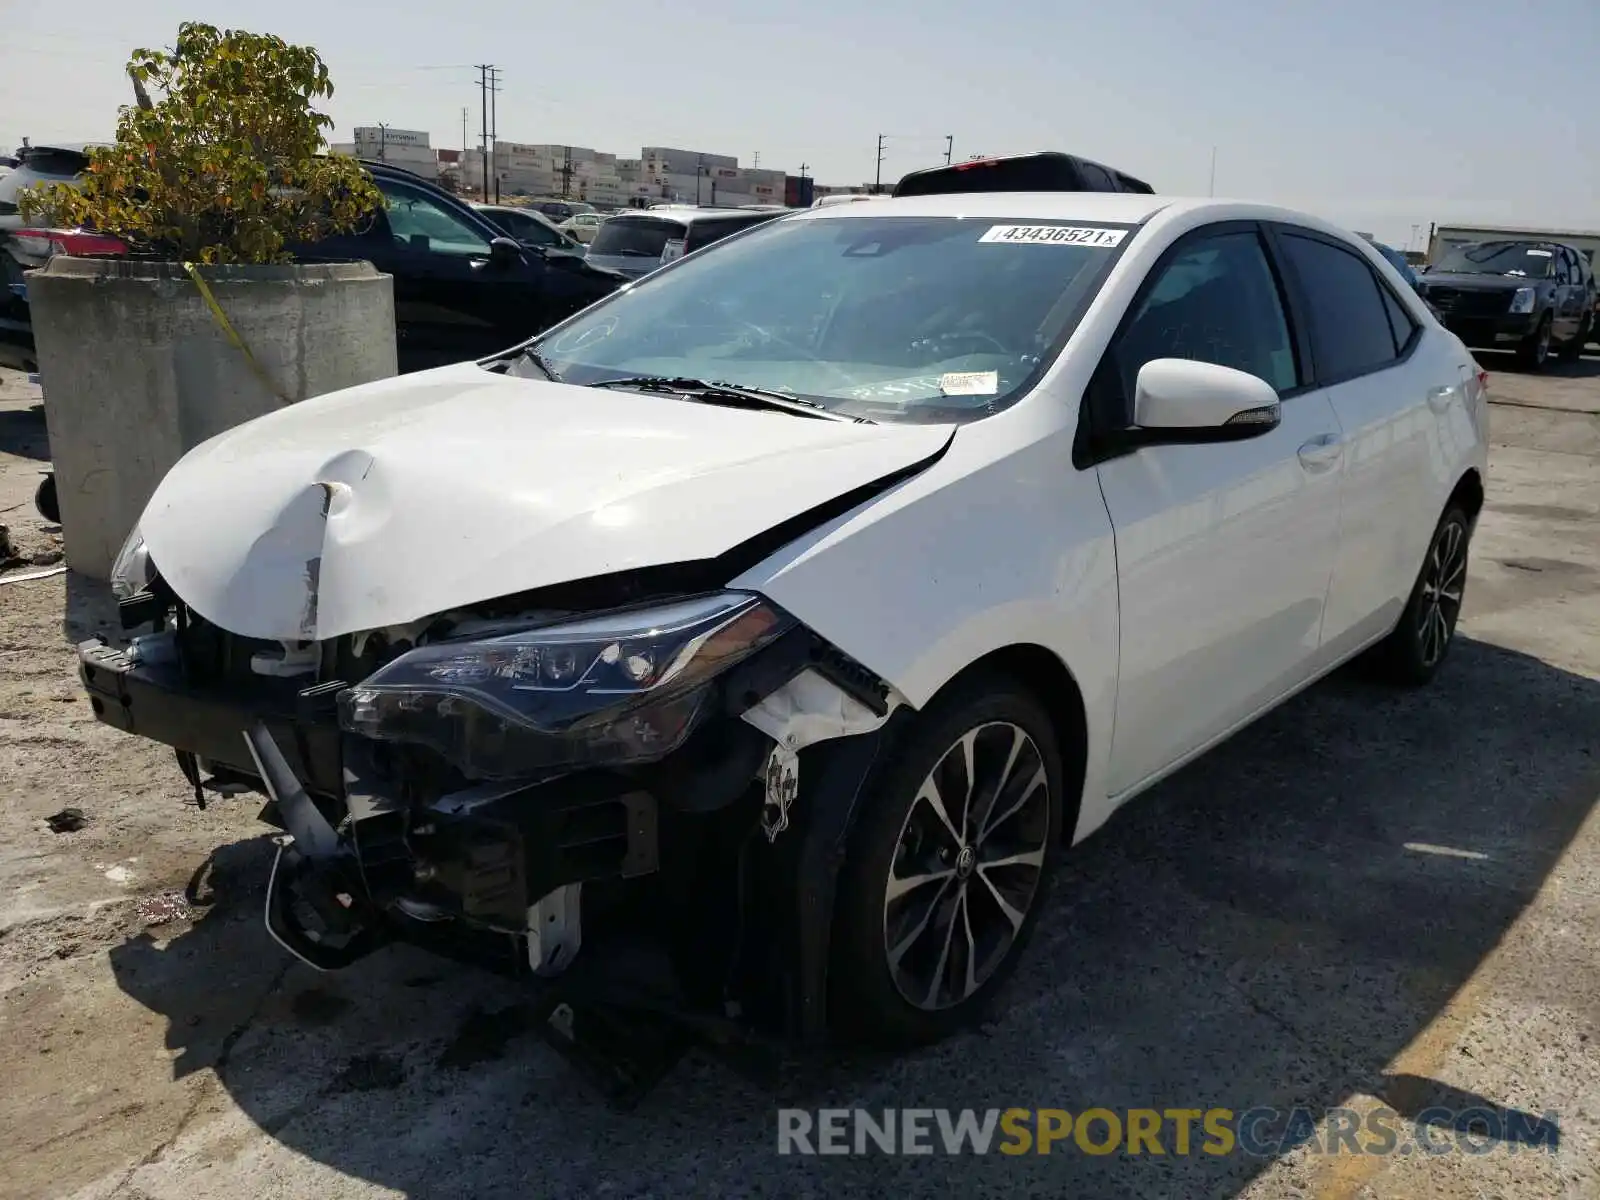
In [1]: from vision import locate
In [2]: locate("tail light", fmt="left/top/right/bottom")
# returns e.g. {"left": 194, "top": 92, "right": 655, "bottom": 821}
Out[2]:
{"left": 9, "top": 228, "right": 129, "bottom": 260}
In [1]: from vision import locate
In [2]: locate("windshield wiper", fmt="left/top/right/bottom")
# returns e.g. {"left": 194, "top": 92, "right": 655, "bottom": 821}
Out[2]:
{"left": 519, "top": 346, "right": 562, "bottom": 381}
{"left": 586, "top": 375, "right": 869, "bottom": 422}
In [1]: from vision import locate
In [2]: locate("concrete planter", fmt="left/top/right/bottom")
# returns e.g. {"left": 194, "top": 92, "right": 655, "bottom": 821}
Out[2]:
{"left": 27, "top": 258, "right": 396, "bottom": 579}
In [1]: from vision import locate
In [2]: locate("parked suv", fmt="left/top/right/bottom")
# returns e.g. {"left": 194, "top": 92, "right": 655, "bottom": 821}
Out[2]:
{"left": 1419, "top": 240, "right": 1595, "bottom": 369}
{"left": 2, "top": 159, "right": 625, "bottom": 374}
{"left": 584, "top": 206, "right": 786, "bottom": 279}
{"left": 892, "top": 151, "right": 1155, "bottom": 198}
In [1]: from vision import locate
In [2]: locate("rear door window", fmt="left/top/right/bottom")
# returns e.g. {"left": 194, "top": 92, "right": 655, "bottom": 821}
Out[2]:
{"left": 1278, "top": 232, "right": 1405, "bottom": 380}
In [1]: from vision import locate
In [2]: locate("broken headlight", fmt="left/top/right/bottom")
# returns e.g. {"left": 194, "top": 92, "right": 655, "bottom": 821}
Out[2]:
{"left": 110, "top": 524, "right": 155, "bottom": 600}
{"left": 337, "top": 591, "right": 793, "bottom": 778}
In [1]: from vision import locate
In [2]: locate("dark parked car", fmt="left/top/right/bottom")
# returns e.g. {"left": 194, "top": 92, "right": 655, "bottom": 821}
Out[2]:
{"left": 892, "top": 151, "right": 1155, "bottom": 198}
{"left": 1419, "top": 240, "right": 1595, "bottom": 369}
{"left": 471, "top": 203, "right": 587, "bottom": 257}
{"left": 0, "top": 159, "right": 626, "bottom": 374}
{"left": 584, "top": 206, "right": 786, "bottom": 280}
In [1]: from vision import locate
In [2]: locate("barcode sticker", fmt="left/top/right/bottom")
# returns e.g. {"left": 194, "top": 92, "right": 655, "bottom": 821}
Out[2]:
{"left": 979, "top": 224, "right": 1126, "bottom": 248}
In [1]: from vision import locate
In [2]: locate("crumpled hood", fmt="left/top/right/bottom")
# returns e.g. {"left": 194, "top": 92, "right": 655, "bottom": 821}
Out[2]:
{"left": 140, "top": 362, "right": 953, "bottom": 641}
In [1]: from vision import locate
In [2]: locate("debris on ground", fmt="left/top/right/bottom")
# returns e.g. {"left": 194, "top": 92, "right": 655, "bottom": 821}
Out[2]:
{"left": 0, "top": 563, "right": 68, "bottom": 585}
{"left": 133, "top": 891, "right": 193, "bottom": 927}
{"left": 44, "top": 808, "right": 89, "bottom": 834}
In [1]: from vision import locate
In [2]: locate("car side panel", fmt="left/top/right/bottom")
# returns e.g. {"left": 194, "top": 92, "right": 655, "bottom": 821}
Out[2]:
{"left": 729, "top": 412, "right": 1124, "bottom": 843}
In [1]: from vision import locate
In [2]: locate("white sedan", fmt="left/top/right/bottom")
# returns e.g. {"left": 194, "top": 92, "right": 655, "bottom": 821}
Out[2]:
{"left": 90, "top": 191, "right": 1487, "bottom": 1052}
{"left": 558, "top": 211, "right": 605, "bottom": 243}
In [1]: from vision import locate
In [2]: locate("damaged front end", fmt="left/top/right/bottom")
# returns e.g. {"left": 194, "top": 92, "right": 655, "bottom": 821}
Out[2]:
{"left": 83, "top": 542, "right": 911, "bottom": 1063}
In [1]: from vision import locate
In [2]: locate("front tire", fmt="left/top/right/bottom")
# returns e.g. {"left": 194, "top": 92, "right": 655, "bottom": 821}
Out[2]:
{"left": 1369, "top": 505, "right": 1471, "bottom": 686}
{"left": 1518, "top": 313, "right": 1553, "bottom": 370}
{"left": 829, "top": 673, "right": 1063, "bottom": 1047}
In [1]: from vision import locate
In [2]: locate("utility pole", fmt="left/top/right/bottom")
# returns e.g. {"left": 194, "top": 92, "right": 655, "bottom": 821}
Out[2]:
{"left": 798, "top": 162, "right": 809, "bottom": 178}
{"left": 475, "top": 64, "right": 491, "bottom": 198}
{"left": 753, "top": 151, "right": 760, "bottom": 169}
{"left": 461, "top": 107, "right": 468, "bottom": 155}
{"left": 561, "top": 145, "right": 573, "bottom": 199}
{"left": 696, "top": 153, "right": 705, "bottom": 205}
{"left": 874, "top": 134, "right": 886, "bottom": 193}
{"left": 944, "top": 135, "right": 953, "bottom": 165}
{"left": 1208, "top": 145, "right": 1217, "bottom": 197}
{"left": 488, "top": 66, "right": 502, "bottom": 202}
{"left": 377, "top": 122, "right": 389, "bottom": 160}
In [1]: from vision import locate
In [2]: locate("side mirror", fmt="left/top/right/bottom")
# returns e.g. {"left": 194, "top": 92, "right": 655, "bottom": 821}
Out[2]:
{"left": 488, "top": 236, "right": 524, "bottom": 267}
{"left": 1128, "top": 358, "right": 1282, "bottom": 444}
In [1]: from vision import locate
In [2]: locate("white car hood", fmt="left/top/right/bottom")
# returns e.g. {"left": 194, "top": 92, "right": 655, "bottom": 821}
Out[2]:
{"left": 140, "top": 362, "right": 953, "bottom": 641}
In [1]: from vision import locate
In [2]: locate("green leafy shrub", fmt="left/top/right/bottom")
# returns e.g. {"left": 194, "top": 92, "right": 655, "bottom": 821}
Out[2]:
{"left": 20, "top": 22, "right": 383, "bottom": 264}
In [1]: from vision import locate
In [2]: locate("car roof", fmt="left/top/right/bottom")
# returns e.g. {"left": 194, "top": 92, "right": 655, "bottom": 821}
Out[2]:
{"left": 794, "top": 191, "right": 1174, "bottom": 224}
{"left": 788, "top": 193, "right": 1377, "bottom": 249}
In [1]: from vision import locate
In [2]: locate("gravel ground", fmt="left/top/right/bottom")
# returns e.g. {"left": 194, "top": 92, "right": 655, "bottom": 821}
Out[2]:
{"left": 0, "top": 357, "right": 1597, "bottom": 1200}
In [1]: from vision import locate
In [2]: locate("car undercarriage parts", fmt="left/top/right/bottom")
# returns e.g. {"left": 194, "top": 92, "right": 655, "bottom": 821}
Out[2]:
{"left": 242, "top": 722, "right": 340, "bottom": 859}
{"left": 527, "top": 883, "right": 582, "bottom": 976}
{"left": 740, "top": 668, "right": 902, "bottom": 842}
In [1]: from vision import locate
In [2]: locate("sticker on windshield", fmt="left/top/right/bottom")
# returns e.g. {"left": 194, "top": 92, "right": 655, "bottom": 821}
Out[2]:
{"left": 979, "top": 224, "right": 1126, "bottom": 248}
{"left": 940, "top": 370, "right": 999, "bottom": 396}
{"left": 1525, "top": 249, "right": 1552, "bottom": 257}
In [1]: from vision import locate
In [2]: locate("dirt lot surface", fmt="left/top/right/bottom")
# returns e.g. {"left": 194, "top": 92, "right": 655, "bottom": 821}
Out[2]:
{"left": 1, "top": 355, "right": 1598, "bottom": 1200}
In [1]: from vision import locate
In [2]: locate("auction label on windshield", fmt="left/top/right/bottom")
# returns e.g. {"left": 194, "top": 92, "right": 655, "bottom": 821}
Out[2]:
{"left": 940, "top": 371, "right": 999, "bottom": 396}
{"left": 979, "top": 224, "right": 1126, "bottom": 247}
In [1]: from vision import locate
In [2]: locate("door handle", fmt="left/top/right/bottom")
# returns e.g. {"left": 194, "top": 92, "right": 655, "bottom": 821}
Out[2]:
{"left": 1297, "top": 432, "right": 1344, "bottom": 471}
{"left": 1426, "top": 385, "right": 1456, "bottom": 412}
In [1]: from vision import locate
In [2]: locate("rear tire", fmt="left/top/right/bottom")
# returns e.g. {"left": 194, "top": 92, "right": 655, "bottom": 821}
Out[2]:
{"left": 1560, "top": 314, "right": 1592, "bottom": 362}
{"left": 1367, "top": 505, "right": 1471, "bottom": 686}
{"left": 1517, "top": 313, "right": 1553, "bottom": 370}
{"left": 35, "top": 472, "right": 59, "bottom": 525}
{"left": 829, "top": 672, "right": 1064, "bottom": 1047}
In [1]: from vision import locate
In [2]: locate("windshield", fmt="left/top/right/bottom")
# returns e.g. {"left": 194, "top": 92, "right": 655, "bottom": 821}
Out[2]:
{"left": 1433, "top": 242, "right": 1556, "bottom": 279}
{"left": 589, "top": 216, "right": 686, "bottom": 258}
{"left": 519, "top": 213, "right": 1136, "bottom": 421}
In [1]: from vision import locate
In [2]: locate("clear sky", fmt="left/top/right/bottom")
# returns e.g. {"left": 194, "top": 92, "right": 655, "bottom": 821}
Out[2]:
{"left": 6, "top": 0, "right": 1595, "bottom": 248}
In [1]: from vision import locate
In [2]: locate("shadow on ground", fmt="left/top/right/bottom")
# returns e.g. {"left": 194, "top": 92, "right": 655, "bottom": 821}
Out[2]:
{"left": 106, "top": 636, "right": 1599, "bottom": 1197}
{"left": 0, "top": 401, "right": 48, "bottom": 462}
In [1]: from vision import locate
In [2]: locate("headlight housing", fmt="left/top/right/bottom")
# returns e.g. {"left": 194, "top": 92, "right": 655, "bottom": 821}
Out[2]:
{"left": 338, "top": 591, "right": 794, "bottom": 778}
{"left": 110, "top": 524, "right": 155, "bottom": 600}
{"left": 1508, "top": 287, "right": 1536, "bottom": 315}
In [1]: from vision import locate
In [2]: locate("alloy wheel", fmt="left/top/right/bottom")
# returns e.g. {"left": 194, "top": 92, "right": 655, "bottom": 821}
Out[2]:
{"left": 1534, "top": 320, "right": 1551, "bottom": 366}
{"left": 882, "top": 721, "right": 1051, "bottom": 1011}
{"left": 1417, "top": 519, "right": 1467, "bottom": 668}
